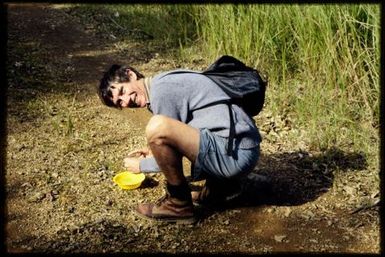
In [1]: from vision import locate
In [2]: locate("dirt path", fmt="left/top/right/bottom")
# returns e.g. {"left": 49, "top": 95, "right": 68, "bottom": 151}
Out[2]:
{"left": 5, "top": 3, "right": 380, "bottom": 254}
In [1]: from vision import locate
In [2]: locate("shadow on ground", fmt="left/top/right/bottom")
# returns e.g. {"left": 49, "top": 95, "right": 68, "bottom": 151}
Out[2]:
{"left": 193, "top": 147, "right": 367, "bottom": 218}
{"left": 254, "top": 147, "right": 367, "bottom": 205}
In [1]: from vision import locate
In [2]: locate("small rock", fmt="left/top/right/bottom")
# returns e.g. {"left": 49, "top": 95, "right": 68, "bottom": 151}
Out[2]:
{"left": 274, "top": 235, "right": 287, "bottom": 242}
{"left": 371, "top": 191, "right": 379, "bottom": 199}
{"left": 105, "top": 199, "right": 113, "bottom": 206}
{"left": 14, "top": 61, "right": 23, "bottom": 67}
{"left": 283, "top": 208, "right": 292, "bottom": 218}
{"left": 228, "top": 209, "right": 241, "bottom": 215}
{"left": 48, "top": 190, "right": 59, "bottom": 201}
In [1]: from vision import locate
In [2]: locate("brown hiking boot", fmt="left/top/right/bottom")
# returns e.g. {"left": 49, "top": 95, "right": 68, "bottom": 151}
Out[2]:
{"left": 135, "top": 193, "right": 196, "bottom": 224}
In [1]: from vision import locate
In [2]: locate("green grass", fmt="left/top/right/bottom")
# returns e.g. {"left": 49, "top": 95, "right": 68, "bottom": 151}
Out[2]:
{"left": 189, "top": 5, "right": 380, "bottom": 146}
{"left": 68, "top": 4, "right": 380, "bottom": 171}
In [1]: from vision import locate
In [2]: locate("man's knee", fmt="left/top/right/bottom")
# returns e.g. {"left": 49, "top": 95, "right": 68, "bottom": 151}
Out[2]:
{"left": 145, "top": 115, "right": 170, "bottom": 145}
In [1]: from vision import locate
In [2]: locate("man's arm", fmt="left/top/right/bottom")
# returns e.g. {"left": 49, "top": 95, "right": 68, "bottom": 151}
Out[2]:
{"left": 124, "top": 148, "right": 161, "bottom": 173}
{"left": 140, "top": 157, "right": 161, "bottom": 173}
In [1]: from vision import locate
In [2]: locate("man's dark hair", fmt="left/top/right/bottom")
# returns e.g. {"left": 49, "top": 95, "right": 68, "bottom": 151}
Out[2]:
{"left": 98, "top": 64, "right": 145, "bottom": 108}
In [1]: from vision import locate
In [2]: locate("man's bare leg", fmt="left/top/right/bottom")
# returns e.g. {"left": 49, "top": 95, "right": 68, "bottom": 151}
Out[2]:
{"left": 135, "top": 115, "right": 200, "bottom": 223}
{"left": 145, "top": 115, "right": 200, "bottom": 186}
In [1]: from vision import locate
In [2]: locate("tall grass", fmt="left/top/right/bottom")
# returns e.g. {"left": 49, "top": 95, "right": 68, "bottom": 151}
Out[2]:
{"left": 174, "top": 4, "right": 380, "bottom": 157}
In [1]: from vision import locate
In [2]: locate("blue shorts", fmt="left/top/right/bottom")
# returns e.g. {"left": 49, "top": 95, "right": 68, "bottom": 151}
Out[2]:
{"left": 191, "top": 128, "right": 260, "bottom": 181}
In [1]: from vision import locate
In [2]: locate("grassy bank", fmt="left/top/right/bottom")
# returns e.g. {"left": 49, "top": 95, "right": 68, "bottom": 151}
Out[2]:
{"left": 192, "top": 5, "right": 380, "bottom": 155}
{"left": 68, "top": 4, "right": 380, "bottom": 171}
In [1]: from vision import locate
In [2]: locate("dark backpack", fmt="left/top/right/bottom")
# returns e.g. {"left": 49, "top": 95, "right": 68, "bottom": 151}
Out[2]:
{"left": 202, "top": 55, "right": 266, "bottom": 118}
{"left": 199, "top": 55, "right": 266, "bottom": 155}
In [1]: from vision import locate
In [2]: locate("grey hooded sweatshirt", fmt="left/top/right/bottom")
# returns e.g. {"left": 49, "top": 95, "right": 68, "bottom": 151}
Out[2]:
{"left": 140, "top": 70, "right": 261, "bottom": 172}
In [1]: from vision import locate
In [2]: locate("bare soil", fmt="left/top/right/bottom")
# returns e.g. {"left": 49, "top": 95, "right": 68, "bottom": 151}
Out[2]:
{"left": 5, "top": 3, "right": 380, "bottom": 254}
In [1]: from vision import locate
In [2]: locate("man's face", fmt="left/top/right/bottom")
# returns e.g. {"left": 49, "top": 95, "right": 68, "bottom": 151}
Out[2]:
{"left": 108, "top": 70, "right": 147, "bottom": 109}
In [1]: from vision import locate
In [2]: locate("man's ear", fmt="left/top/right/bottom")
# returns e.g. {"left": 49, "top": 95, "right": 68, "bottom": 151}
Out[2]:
{"left": 126, "top": 69, "right": 137, "bottom": 81}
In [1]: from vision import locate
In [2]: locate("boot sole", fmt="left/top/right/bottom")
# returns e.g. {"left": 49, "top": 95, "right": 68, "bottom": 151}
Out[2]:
{"left": 133, "top": 209, "right": 197, "bottom": 225}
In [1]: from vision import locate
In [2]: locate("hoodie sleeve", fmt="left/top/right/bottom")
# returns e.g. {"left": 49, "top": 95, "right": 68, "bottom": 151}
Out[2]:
{"left": 139, "top": 157, "right": 161, "bottom": 173}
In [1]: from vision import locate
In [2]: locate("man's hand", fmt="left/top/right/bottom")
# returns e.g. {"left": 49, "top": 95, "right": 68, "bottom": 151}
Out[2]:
{"left": 126, "top": 148, "right": 152, "bottom": 158}
{"left": 123, "top": 148, "right": 152, "bottom": 173}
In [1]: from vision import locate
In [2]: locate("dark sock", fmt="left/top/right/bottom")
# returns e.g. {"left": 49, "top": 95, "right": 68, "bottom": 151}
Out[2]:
{"left": 166, "top": 182, "right": 191, "bottom": 202}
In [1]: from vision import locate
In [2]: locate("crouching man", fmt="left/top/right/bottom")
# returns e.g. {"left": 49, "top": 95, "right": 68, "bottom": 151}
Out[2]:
{"left": 98, "top": 62, "right": 262, "bottom": 224}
